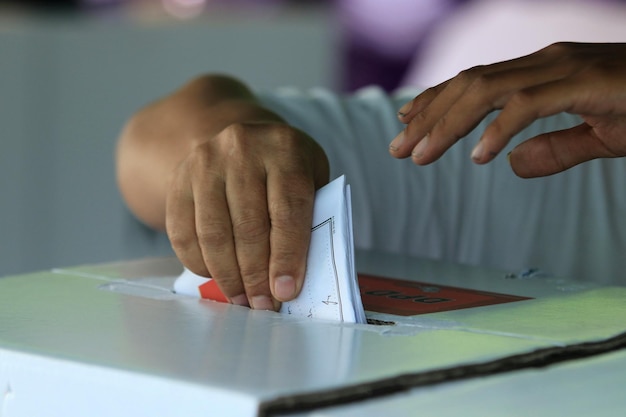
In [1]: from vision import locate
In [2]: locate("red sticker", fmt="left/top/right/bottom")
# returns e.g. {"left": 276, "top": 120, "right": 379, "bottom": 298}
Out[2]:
{"left": 199, "top": 280, "right": 228, "bottom": 303}
{"left": 358, "top": 273, "right": 531, "bottom": 316}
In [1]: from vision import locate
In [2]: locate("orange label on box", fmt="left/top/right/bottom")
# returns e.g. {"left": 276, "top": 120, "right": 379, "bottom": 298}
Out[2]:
{"left": 358, "top": 273, "right": 531, "bottom": 316}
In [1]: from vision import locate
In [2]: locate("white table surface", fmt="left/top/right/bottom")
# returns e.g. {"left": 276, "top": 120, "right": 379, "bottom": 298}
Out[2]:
{"left": 1, "top": 251, "right": 624, "bottom": 416}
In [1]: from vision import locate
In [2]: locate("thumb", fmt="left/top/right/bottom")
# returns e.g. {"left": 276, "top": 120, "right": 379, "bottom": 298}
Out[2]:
{"left": 508, "top": 123, "right": 615, "bottom": 178}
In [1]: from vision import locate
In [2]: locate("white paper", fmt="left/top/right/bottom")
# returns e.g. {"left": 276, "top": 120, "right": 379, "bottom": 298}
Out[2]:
{"left": 281, "top": 175, "right": 366, "bottom": 323}
{"left": 173, "top": 175, "right": 366, "bottom": 324}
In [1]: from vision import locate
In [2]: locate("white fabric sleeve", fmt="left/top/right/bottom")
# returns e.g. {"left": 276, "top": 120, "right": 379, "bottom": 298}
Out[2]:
{"left": 256, "top": 86, "right": 626, "bottom": 285}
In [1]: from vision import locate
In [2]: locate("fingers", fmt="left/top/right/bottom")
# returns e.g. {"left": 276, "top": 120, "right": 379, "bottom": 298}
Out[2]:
{"left": 475, "top": 72, "right": 603, "bottom": 166}
{"left": 389, "top": 78, "right": 463, "bottom": 159}
{"left": 167, "top": 123, "right": 324, "bottom": 311}
{"left": 509, "top": 123, "right": 619, "bottom": 178}
{"left": 390, "top": 44, "right": 583, "bottom": 165}
{"left": 224, "top": 168, "right": 277, "bottom": 311}
{"left": 186, "top": 132, "right": 277, "bottom": 310}
{"left": 396, "top": 80, "right": 450, "bottom": 123}
{"left": 393, "top": 51, "right": 548, "bottom": 128}
{"left": 166, "top": 159, "right": 212, "bottom": 278}
{"left": 400, "top": 69, "right": 574, "bottom": 163}
{"left": 177, "top": 152, "right": 255, "bottom": 307}
{"left": 266, "top": 172, "right": 315, "bottom": 303}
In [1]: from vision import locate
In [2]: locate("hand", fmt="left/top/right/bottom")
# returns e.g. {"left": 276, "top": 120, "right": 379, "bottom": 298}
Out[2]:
{"left": 389, "top": 42, "right": 626, "bottom": 177}
{"left": 166, "top": 122, "right": 329, "bottom": 310}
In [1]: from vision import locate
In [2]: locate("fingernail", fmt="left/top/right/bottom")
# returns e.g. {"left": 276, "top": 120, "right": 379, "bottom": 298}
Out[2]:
{"left": 411, "top": 135, "right": 429, "bottom": 159}
{"left": 230, "top": 293, "right": 250, "bottom": 307}
{"left": 471, "top": 141, "right": 484, "bottom": 162}
{"left": 398, "top": 101, "right": 413, "bottom": 117}
{"left": 251, "top": 295, "right": 275, "bottom": 311}
{"left": 389, "top": 131, "right": 404, "bottom": 152}
{"left": 274, "top": 275, "right": 296, "bottom": 301}
{"left": 506, "top": 151, "right": 512, "bottom": 164}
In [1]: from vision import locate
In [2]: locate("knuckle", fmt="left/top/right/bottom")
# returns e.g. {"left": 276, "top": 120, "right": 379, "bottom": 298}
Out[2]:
{"left": 196, "top": 224, "right": 231, "bottom": 249}
{"left": 269, "top": 193, "right": 313, "bottom": 224}
{"left": 266, "top": 125, "right": 309, "bottom": 155}
{"left": 187, "top": 143, "right": 219, "bottom": 175}
{"left": 423, "top": 85, "right": 440, "bottom": 97}
{"left": 269, "top": 203, "right": 312, "bottom": 253}
{"left": 218, "top": 122, "right": 309, "bottom": 166}
{"left": 544, "top": 41, "right": 574, "bottom": 56}
{"left": 467, "top": 72, "right": 493, "bottom": 94}
{"left": 232, "top": 214, "right": 270, "bottom": 243}
{"left": 433, "top": 112, "right": 451, "bottom": 132}
{"left": 455, "top": 65, "right": 486, "bottom": 86}
{"left": 405, "top": 111, "right": 428, "bottom": 138}
{"left": 507, "top": 89, "right": 534, "bottom": 110}
{"left": 539, "top": 42, "right": 581, "bottom": 66}
{"left": 433, "top": 115, "right": 463, "bottom": 144}
{"left": 413, "top": 109, "right": 429, "bottom": 125}
{"left": 545, "top": 133, "right": 568, "bottom": 173}
{"left": 214, "top": 122, "right": 256, "bottom": 159}
{"left": 465, "top": 73, "right": 505, "bottom": 109}
{"left": 221, "top": 121, "right": 250, "bottom": 140}
{"left": 433, "top": 113, "right": 453, "bottom": 135}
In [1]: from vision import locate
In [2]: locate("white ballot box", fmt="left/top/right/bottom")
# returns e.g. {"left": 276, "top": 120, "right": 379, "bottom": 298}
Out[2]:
{"left": 1, "top": 251, "right": 626, "bottom": 416}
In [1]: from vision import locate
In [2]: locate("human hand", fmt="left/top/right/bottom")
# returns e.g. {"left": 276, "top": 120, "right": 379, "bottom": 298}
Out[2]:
{"left": 166, "top": 122, "right": 329, "bottom": 310}
{"left": 389, "top": 42, "right": 626, "bottom": 177}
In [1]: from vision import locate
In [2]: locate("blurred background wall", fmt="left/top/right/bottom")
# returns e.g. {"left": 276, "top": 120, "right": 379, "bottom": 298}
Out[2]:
{"left": 2, "top": 0, "right": 626, "bottom": 277}
{"left": 0, "top": 0, "right": 340, "bottom": 276}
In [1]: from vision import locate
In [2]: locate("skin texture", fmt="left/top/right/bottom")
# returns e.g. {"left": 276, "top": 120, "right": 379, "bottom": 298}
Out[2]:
{"left": 389, "top": 42, "right": 626, "bottom": 177}
{"left": 117, "top": 43, "right": 626, "bottom": 311}
{"left": 116, "top": 75, "right": 329, "bottom": 311}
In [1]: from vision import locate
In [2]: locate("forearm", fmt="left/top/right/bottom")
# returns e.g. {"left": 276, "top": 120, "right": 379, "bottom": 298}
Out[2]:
{"left": 115, "top": 74, "right": 285, "bottom": 230}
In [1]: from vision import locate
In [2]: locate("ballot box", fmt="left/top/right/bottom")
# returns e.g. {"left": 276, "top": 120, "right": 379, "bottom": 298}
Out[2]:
{"left": 1, "top": 250, "right": 625, "bottom": 416}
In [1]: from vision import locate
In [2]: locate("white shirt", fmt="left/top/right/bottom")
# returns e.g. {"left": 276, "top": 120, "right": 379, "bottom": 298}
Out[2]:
{"left": 258, "top": 86, "right": 626, "bottom": 284}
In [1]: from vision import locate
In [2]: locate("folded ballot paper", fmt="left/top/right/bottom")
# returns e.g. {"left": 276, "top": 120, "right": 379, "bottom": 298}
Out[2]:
{"left": 174, "top": 175, "right": 367, "bottom": 324}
